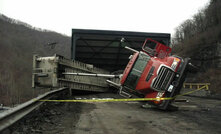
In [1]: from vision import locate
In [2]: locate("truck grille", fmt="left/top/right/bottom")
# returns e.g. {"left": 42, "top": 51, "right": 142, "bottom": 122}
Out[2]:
{"left": 152, "top": 66, "right": 175, "bottom": 91}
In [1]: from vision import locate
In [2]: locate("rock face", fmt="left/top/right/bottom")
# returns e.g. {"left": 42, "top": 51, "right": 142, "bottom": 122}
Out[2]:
{"left": 191, "top": 42, "right": 221, "bottom": 70}
{"left": 217, "top": 42, "right": 221, "bottom": 68}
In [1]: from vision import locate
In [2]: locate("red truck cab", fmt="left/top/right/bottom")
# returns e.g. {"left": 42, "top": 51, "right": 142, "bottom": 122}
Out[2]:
{"left": 120, "top": 38, "right": 190, "bottom": 110}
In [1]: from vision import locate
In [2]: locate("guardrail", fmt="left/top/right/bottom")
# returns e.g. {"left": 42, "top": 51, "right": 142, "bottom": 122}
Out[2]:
{"left": 183, "top": 83, "right": 210, "bottom": 90}
{"left": 0, "top": 87, "right": 68, "bottom": 132}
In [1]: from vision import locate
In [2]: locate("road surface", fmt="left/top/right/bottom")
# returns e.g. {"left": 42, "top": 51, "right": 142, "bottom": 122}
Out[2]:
{"left": 7, "top": 93, "right": 221, "bottom": 134}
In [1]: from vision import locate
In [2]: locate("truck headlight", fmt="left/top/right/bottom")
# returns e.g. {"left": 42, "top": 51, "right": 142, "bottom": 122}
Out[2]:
{"left": 171, "top": 58, "right": 180, "bottom": 70}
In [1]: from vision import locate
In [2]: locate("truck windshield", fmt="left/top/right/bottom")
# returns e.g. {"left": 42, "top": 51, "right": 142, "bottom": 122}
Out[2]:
{"left": 124, "top": 52, "right": 150, "bottom": 89}
{"left": 146, "top": 40, "right": 157, "bottom": 49}
{"left": 143, "top": 40, "right": 157, "bottom": 56}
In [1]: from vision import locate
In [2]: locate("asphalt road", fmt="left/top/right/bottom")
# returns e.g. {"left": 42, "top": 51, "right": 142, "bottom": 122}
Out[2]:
{"left": 8, "top": 93, "right": 221, "bottom": 134}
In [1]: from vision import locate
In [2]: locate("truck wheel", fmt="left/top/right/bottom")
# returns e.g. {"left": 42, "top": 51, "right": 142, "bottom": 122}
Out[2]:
{"left": 187, "top": 62, "right": 198, "bottom": 73}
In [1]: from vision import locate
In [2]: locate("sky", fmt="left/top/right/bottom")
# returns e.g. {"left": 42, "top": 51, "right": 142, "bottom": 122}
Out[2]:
{"left": 0, "top": 0, "right": 210, "bottom": 36}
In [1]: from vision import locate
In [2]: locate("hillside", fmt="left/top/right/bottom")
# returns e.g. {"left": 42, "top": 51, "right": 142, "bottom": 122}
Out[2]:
{"left": 172, "top": 0, "right": 221, "bottom": 94}
{"left": 0, "top": 14, "right": 71, "bottom": 105}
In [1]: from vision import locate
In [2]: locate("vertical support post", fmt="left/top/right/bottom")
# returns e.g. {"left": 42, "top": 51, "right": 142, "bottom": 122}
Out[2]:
{"left": 71, "top": 32, "right": 74, "bottom": 59}
{"left": 52, "top": 55, "right": 59, "bottom": 87}
{"left": 69, "top": 88, "right": 72, "bottom": 96}
{"left": 32, "top": 55, "right": 38, "bottom": 88}
{"left": 71, "top": 33, "right": 78, "bottom": 60}
{"left": 206, "top": 84, "right": 209, "bottom": 90}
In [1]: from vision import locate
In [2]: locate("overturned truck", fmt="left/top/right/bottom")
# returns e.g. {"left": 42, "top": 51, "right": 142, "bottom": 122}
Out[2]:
{"left": 33, "top": 29, "right": 195, "bottom": 110}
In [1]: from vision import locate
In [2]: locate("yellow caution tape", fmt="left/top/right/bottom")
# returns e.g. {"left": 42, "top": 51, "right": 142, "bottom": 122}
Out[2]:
{"left": 38, "top": 85, "right": 207, "bottom": 103}
{"left": 39, "top": 97, "right": 172, "bottom": 102}
{"left": 174, "top": 85, "right": 207, "bottom": 98}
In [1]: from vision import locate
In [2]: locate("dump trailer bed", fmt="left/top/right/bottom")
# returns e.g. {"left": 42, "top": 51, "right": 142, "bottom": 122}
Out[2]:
{"left": 32, "top": 54, "right": 110, "bottom": 92}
